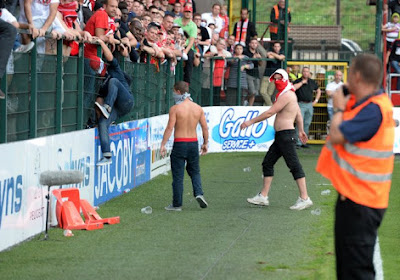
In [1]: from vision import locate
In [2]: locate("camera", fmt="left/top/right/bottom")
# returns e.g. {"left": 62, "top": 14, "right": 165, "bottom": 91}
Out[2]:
{"left": 342, "top": 85, "right": 350, "bottom": 96}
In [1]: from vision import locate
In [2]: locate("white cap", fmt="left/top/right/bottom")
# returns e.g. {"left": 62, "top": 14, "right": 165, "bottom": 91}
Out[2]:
{"left": 317, "top": 67, "right": 326, "bottom": 74}
{"left": 269, "top": 69, "right": 289, "bottom": 82}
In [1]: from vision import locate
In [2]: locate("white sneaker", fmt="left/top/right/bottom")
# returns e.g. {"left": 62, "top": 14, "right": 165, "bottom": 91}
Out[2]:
{"left": 290, "top": 197, "right": 313, "bottom": 210}
{"left": 95, "top": 102, "right": 110, "bottom": 119}
{"left": 15, "top": 41, "right": 35, "bottom": 53}
{"left": 165, "top": 204, "right": 182, "bottom": 211}
{"left": 195, "top": 195, "right": 208, "bottom": 208}
{"left": 96, "top": 157, "right": 112, "bottom": 166}
{"left": 247, "top": 193, "right": 269, "bottom": 206}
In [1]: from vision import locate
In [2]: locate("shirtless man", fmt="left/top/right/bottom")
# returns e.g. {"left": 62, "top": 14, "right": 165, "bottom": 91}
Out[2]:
{"left": 160, "top": 81, "right": 209, "bottom": 211}
{"left": 240, "top": 69, "right": 313, "bottom": 210}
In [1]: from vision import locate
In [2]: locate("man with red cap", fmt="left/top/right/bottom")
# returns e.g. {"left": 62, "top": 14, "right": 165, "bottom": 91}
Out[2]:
{"left": 240, "top": 69, "right": 313, "bottom": 210}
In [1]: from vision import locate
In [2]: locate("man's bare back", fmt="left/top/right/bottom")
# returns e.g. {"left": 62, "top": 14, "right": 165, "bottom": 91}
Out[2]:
{"left": 161, "top": 98, "right": 209, "bottom": 156}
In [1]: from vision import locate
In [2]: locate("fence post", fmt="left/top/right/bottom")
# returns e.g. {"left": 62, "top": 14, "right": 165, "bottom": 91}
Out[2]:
{"left": 145, "top": 54, "right": 151, "bottom": 118}
{"left": 209, "top": 58, "right": 214, "bottom": 106}
{"left": 56, "top": 39, "right": 63, "bottom": 133}
{"left": 77, "top": 42, "right": 84, "bottom": 129}
{"left": 0, "top": 73, "right": 7, "bottom": 143}
{"left": 155, "top": 59, "right": 161, "bottom": 115}
{"left": 237, "top": 58, "right": 242, "bottom": 106}
{"left": 30, "top": 40, "right": 38, "bottom": 139}
{"left": 165, "top": 59, "right": 172, "bottom": 111}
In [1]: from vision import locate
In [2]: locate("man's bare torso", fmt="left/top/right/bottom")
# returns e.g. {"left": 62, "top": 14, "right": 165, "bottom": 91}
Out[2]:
{"left": 274, "top": 90, "right": 298, "bottom": 132}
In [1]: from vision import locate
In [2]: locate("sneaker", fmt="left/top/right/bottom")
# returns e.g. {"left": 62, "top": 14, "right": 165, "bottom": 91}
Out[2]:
{"left": 96, "top": 157, "right": 112, "bottom": 166}
{"left": 290, "top": 197, "right": 313, "bottom": 210}
{"left": 247, "top": 193, "right": 269, "bottom": 206}
{"left": 195, "top": 195, "right": 208, "bottom": 208}
{"left": 165, "top": 204, "right": 182, "bottom": 211}
{"left": 95, "top": 102, "right": 110, "bottom": 119}
{"left": 15, "top": 41, "right": 35, "bottom": 53}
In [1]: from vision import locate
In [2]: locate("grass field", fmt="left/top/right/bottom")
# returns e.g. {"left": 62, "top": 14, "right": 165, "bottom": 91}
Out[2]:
{"left": 0, "top": 147, "right": 398, "bottom": 280}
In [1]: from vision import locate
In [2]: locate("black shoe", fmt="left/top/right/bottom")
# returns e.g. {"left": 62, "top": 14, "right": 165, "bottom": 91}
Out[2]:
{"left": 301, "top": 144, "right": 310, "bottom": 148}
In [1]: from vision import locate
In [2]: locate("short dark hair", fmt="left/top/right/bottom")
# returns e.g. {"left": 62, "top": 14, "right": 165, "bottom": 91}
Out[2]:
{"left": 118, "top": 1, "right": 127, "bottom": 10}
{"left": 350, "top": 53, "right": 383, "bottom": 87}
{"left": 174, "top": 81, "right": 189, "bottom": 93}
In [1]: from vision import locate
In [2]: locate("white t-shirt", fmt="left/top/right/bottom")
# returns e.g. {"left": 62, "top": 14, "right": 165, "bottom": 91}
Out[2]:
{"left": 325, "top": 81, "right": 343, "bottom": 108}
{"left": 0, "top": 8, "right": 17, "bottom": 23}
{"left": 201, "top": 12, "right": 223, "bottom": 34}
{"left": 19, "top": 0, "right": 60, "bottom": 23}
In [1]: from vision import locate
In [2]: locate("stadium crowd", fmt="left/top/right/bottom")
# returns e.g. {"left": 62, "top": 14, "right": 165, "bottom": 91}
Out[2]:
{"left": 0, "top": 0, "right": 297, "bottom": 106}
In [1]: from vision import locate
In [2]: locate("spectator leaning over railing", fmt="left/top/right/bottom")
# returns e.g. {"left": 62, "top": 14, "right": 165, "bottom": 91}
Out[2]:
{"left": 201, "top": 3, "right": 223, "bottom": 35}
{"left": 18, "top": 0, "right": 67, "bottom": 54}
{"left": 270, "top": 0, "right": 291, "bottom": 42}
{"left": 174, "top": 3, "right": 196, "bottom": 84}
{"left": 203, "top": 37, "right": 231, "bottom": 106}
{"left": 226, "top": 43, "right": 254, "bottom": 106}
{"left": 232, "top": 7, "right": 257, "bottom": 47}
{"left": 139, "top": 23, "right": 165, "bottom": 63}
{"left": 0, "top": 16, "right": 17, "bottom": 99}
{"left": 128, "top": 18, "right": 145, "bottom": 62}
{"left": 92, "top": 36, "right": 134, "bottom": 166}
{"left": 244, "top": 38, "right": 262, "bottom": 106}
{"left": 193, "top": 12, "right": 211, "bottom": 51}
{"left": 260, "top": 41, "right": 285, "bottom": 106}
{"left": 84, "top": 0, "right": 121, "bottom": 72}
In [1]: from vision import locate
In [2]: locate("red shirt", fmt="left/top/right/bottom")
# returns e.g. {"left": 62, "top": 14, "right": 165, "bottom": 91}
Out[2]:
{"left": 84, "top": 9, "right": 113, "bottom": 58}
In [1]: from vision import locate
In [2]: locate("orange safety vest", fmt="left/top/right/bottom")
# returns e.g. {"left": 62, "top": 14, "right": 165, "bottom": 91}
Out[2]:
{"left": 316, "top": 93, "right": 395, "bottom": 209}
{"left": 270, "top": 5, "right": 290, "bottom": 34}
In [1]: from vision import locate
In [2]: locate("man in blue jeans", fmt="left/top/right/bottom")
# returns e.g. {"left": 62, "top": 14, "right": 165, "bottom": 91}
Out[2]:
{"left": 91, "top": 37, "right": 135, "bottom": 166}
{"left": 160, "top": 81, "right": 209, "bottom": 211}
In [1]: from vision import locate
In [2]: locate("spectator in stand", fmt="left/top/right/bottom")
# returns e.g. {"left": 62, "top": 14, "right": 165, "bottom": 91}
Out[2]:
{"left": 232, "top": 8, "right": 257, "bottom": 47}
{"left": 382, "top": 13, "right": 400, "bottom": 63}
{"left": 226, "top": 34, "right": 235, "bottom": 54}
{"left": 260, "top": 42, "right": 285, "bottom": 106}
{"left": 92, "top": 37, "right": 134, "bottom": 166}
{"left": 226, "top": 43, "right": 254, "bottom": 106}
{"left": 137, "top": 1, "right": 145, "bottom": 17}
{"left": 149, "top": 5, "right": 161, "bottom": 20}
{"left": 193, "top": 12, "right": 211, "bottom": 52}
{"left": 288, "top": 64, "right": 301, "bottom": 82}
{"left": 18, "top": 0, "right": 67, "bottom": 54}
{"left": 270, "top": 0, "right": 291, "bottom": 42}
{"left": 160, "top": 0, "right": 169, "bottom": 12}
{"left": 84, "top": 0, "right": 121, "bottom": 69}
{"left": 144, "top": 0, "right": 152, "bottom": 10}
{"left": 172, "top": 1, "right": 183, "bottom": 19}
{"left": 201, "top": 3, "right": 223, "bottom": 34}
{"left": 140, "top": 23, "right": 165, "bottom": 63}
{"left": 128, "top": 19, "right": 144, "bottom": 62}
{"left": 293, "top": 67, "right": 321, "bottom": 148}
{"left": 219, "top": 4, "right": 229, "bottom": 39}
{"left": 125, "top": 0, "right": 136, "bottom": 21}
{"left": 203, "top": 37, "right": 231, "bottom": 106}
{"left": 0, "top": 18, "right": 17, "bottom": 99}
{"left": 153, "top": 0, "right": 161, "bottom": 9}
{"left": 244, "top": 38, "right": 262, "bottom": 106}
{"left": 119, "top": 2, "right": 130, "bottom": 32}
{"left": 389, "top": 38, "right": 400, "bottom": 91}
{"left": 174, "top": 3, "right": 197, "bottom": 84}
{"left": 141, "top": 13, "right": 152, "bottom": 29}
{"left": 325, "top": 70, "right": 343, "bottom": 121}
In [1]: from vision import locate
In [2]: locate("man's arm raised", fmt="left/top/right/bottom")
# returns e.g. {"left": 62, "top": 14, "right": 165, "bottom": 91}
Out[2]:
{"left": 160, "top": 107, "right": 177, "bottom": 157}
{"left": 240, "top": 92, "right": 290, "bottom": 129}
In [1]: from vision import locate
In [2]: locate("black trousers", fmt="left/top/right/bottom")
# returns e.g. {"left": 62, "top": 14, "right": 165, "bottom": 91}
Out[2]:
{"left": 335, "top": 195, "right": 386, "bottom": 280}
{"left": 0, "top": 19, "right": 17, "bottom": 78}
{"left": 262, "top": 129, "right": 305, "bottom": 180}
{"left": 183, "top": 49, "right": 194, "bottom": 84}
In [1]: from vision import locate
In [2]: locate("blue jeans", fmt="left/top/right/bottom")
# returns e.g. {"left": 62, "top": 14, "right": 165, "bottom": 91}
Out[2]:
{"left": 98, "top": 78, "right": 134, "bottom": 157}
{"left": 296, "top": 102, "right": 313, "bottom": 145}
{"left": 170, "top": 141, "right": 204, "bottom": 207}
